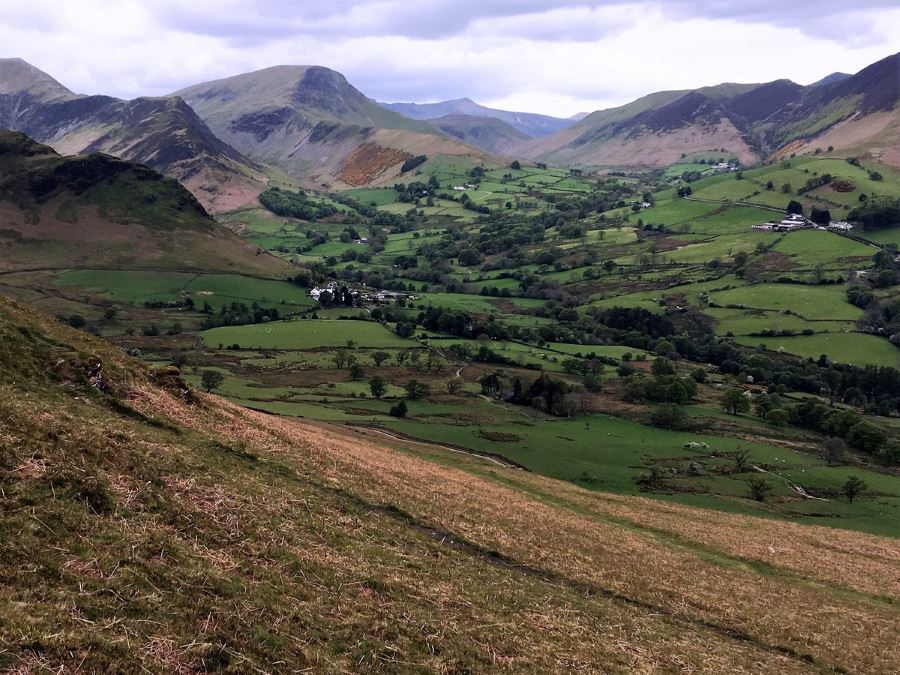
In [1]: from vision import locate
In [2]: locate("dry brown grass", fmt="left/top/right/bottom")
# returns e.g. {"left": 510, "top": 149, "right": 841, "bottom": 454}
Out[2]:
{"left": 132, "top": 393, "right": 899, "bottom": 673}
{"left": 1, "top": 293, "right": 897, "bottom": 672}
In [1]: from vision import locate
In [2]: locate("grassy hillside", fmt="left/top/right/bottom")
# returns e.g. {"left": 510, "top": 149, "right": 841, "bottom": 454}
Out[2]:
{"left": 0, "top": 293, "right": 898, "bottom": 671}
{"left": 0, "top": 131, "right": 290, "bottom": 276}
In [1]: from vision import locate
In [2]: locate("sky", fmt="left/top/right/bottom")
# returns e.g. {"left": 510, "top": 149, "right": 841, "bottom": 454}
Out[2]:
{"left": 1, "top": 1, "right": 899, "bottom": 117}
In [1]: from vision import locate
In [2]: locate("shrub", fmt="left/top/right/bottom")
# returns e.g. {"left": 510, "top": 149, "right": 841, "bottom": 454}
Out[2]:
{"left": 389, "top": 400, "right": 408, "bottom": 417}
{"left": 648, "top": 404, "right": 688, "bottom": 430}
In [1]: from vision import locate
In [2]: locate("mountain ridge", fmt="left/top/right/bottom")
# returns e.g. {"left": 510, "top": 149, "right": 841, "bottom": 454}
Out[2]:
{"left": 0, "top": 59, "right": 264, "bottom": 213}
{"left": 520, "top": 52, "right": 900, "bottom": 167}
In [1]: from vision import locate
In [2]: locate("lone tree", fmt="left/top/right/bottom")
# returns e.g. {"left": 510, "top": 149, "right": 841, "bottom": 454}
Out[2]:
{"left": 732, "top": 447, "right": 752, "bottom": 472}
{"left": 747, "top": 475, "right": 773, "bottom": 502}
{"left": 405, "top": 379, "right": 429, "bottom": 400}
{"left": 722, "top": 387, "right": 750, "bottom": 415}
{"left": 446, "top": 380, "right": 463, "bottom": 395}
{"left": 389, "top": 400, "right": 408, "bottom": 418}
{"left": 368, "top": 376, "right": 387, "bottom": 399}
{"left": 201, "top": 370, "right": 224, "bottom": 393}
{"left": 371, "top": 351, "right": 391, "bottom": 367}
{"left": 823, "top": 437, "right": 847, "bottom": 465}
{"left": 841, "top": 475, "right": 867, "bottom": 503}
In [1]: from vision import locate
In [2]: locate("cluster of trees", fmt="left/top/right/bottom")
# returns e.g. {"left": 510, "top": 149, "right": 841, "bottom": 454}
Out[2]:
{"left": 200, "top": 301, "right": 280, "bottom": 330}
{"left": 480, "top": 372, "right": 580, "bottom": 417}
{"left": 849, "top": 197, "right": 900, "bottom": 230}
{"left": 400, "top": 155, "right": 427, "bottom": 173}
{"left": 259, "top": 187, "right": 339, "bottom": 221}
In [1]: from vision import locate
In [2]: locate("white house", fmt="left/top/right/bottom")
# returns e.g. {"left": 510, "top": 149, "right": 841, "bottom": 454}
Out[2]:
{"left": 828, "top": 221, "right": 853, "bottom": 231}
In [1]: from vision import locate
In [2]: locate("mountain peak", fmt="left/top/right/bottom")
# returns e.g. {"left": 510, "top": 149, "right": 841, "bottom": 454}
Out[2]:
{"left": 0, "top": 58, "right": 75, "bottom": 102}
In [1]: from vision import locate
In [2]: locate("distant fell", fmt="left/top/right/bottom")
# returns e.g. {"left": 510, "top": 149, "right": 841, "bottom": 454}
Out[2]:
{"left": 381, "top": 97, "right": 576, "bottom": 137}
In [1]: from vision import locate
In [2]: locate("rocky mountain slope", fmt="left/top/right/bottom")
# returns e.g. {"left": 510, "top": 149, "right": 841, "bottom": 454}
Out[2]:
{"left": 174, "top": 66, "right": 486, "bottom": 188}
{"left": 0, "top": 292, "right": 897, "bottom": 672}
{"left": 523, "top": 52, "right": 900, "bottom": 168}
{"left": 0, "top": 131, "right": 289, "bottom": 275}
{"left": 0, "top": 58, "right": 263, "bottom": 212}
{"left": 381, "top": 97, "right": 576, "bottom": 137}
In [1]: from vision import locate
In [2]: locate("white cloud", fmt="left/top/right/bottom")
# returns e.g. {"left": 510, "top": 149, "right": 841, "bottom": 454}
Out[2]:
{"left": 0, "top": 1, "right": 897, "bottom": 117}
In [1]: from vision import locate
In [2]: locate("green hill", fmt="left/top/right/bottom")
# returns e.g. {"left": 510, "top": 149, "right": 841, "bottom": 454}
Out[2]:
{"left": 0, "top": 131, "right": 290, "bottom": 275}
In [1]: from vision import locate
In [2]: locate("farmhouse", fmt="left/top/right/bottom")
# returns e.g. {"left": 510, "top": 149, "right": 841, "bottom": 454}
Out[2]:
{"left": 751, "top": 223, "right": 775, "bottom": 231}
{"left": 774, "top": 214, "right": 811, "bottom": 231}
{"left": 309, "top": 281, "right": 339, "bottom": 301}
{"left": 452, "top": 185, "right": 466, "bottom": 191}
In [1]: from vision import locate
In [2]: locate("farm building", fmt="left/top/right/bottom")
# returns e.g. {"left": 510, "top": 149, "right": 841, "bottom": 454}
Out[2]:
{"left": 751, "top": 223, "right": 775, "bottom": 231}
{"left": 828, "top": 221, "right": 853, "bottom": 231}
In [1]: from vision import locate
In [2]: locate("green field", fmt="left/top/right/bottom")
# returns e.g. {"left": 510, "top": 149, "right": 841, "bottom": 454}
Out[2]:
{"left": 709, "top": 283, "right": 863, "bottom": 321}
{"left": 201, "top": 319, "right": 420, "bottom": 349}
{"left": 737, "top": 332, "right": 899, "bottom": 367}
{"left": 57, "top": 270, "right": 314, "bottom": 311}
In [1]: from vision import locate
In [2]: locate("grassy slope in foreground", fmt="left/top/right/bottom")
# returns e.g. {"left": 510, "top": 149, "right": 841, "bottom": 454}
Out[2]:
{"left": 0, "top": 295, "right": 897, "bottom": 672}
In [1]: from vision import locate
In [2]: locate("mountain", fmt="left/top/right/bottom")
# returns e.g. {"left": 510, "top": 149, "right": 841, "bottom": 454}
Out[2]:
{"left": 0, "top": 59, "right": 263, "bottom": 213}
{"left": 174, "top": 66, "right": 486, "bottom": 188}
{"left": 810, "top": 72, "right": 852, "bottom": 88}
{"left": 381, "top": 97, "right": 576, "bottom": 137}
{"left": 425, "top": 113, "right": 530, "bottom": 155}
{"left": 0, "top": 131, "right": 289, "bottom": 275}
{"left": 522, "top": 52, "right": 900, "bottom": 168}
{"left": 1, "top": 291, "right": 897, "bottom": 672}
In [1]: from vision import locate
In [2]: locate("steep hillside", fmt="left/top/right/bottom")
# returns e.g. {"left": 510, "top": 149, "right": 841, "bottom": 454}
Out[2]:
{"left": 524, "top": 52, "right": 900, "bottom": 168}
{"left": 0, "top": 131, "right": 289, "bottom": 275}
{"left": 0, "top": 59, "right": 263, "bottom": 213}
{"left": 426, "top": 113, "right": 530, "bottom": 154}
{"left": 381, "top": 97, "right": 576, "bottom": 137}
{"left": 175, "top": 66, "right": 486, "bottom": 188}
{"left": 0, "top": 293, "right": 897, "bottom": 672}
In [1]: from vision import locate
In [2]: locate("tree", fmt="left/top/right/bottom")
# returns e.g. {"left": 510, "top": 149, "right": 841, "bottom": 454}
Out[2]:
{"left": 810, "top": 207, "right": 831, "bottom": 225}
{"left": 651, "top": 357, "right": 676, "bottom": 376}
{"left": 841, "top": 475, "right": 867, "bottom": 503}
{"left": 603, "top": 259, "right": 616, "bottom": 275}
{"left": 333, "top": 350, "right": 349, "bottom": 369}
{"left": 822, "top": 437, "right": 847, "bottom": 465}
{"left": 349, "top": 363, "right": 365, "bottom": 380}
{"left": 765, "top": 409, "right": 788, "bottom": 426}
{"left": 732, "top": 447, "right": 752, "bottom": 473}
{"left": 780, "top": 183, "right": 792, "bottom": 194}
{"left": 446, "top": 380, "right": 463, "bottom": 395}
{"left": 371, "top": 351, "right": 391, "bottom": 367}
{"left": 786, "top": 200, "right": 803, "bottom": 215}
{"left": 368, "top": 376, "right": 387, "bottom": 399}
{"left": 389, "top": 400, "right": 407, "bottom": 417}
{"left": 722, "top": 387, "right": 750, "bottom": 415}
{"left": 649, "top": 404, "right": 687, "bottom": 430}
{"left": 201, "top": 370, "right": 224, "bottom": 393}
{"left": 747, "top": 475, "right": 773, "bottom": 502}
{"left": 510, "top": 160, "right": 521, "bottom": 170}
{"left": 846, "top": 422, "right": 887, "bottom": 454}
{"left": 405, "top": 379, "right": 429, "bottom": 400}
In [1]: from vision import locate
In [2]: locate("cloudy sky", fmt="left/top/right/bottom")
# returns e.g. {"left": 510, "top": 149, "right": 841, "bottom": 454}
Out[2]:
{"left": 2, "top": 1, "right": 898, "bottom": 117}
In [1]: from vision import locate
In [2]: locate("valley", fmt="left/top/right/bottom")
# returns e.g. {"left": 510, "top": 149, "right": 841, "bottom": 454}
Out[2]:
{"left": 0, "top": 40, "right": 898, "bottom": 672}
